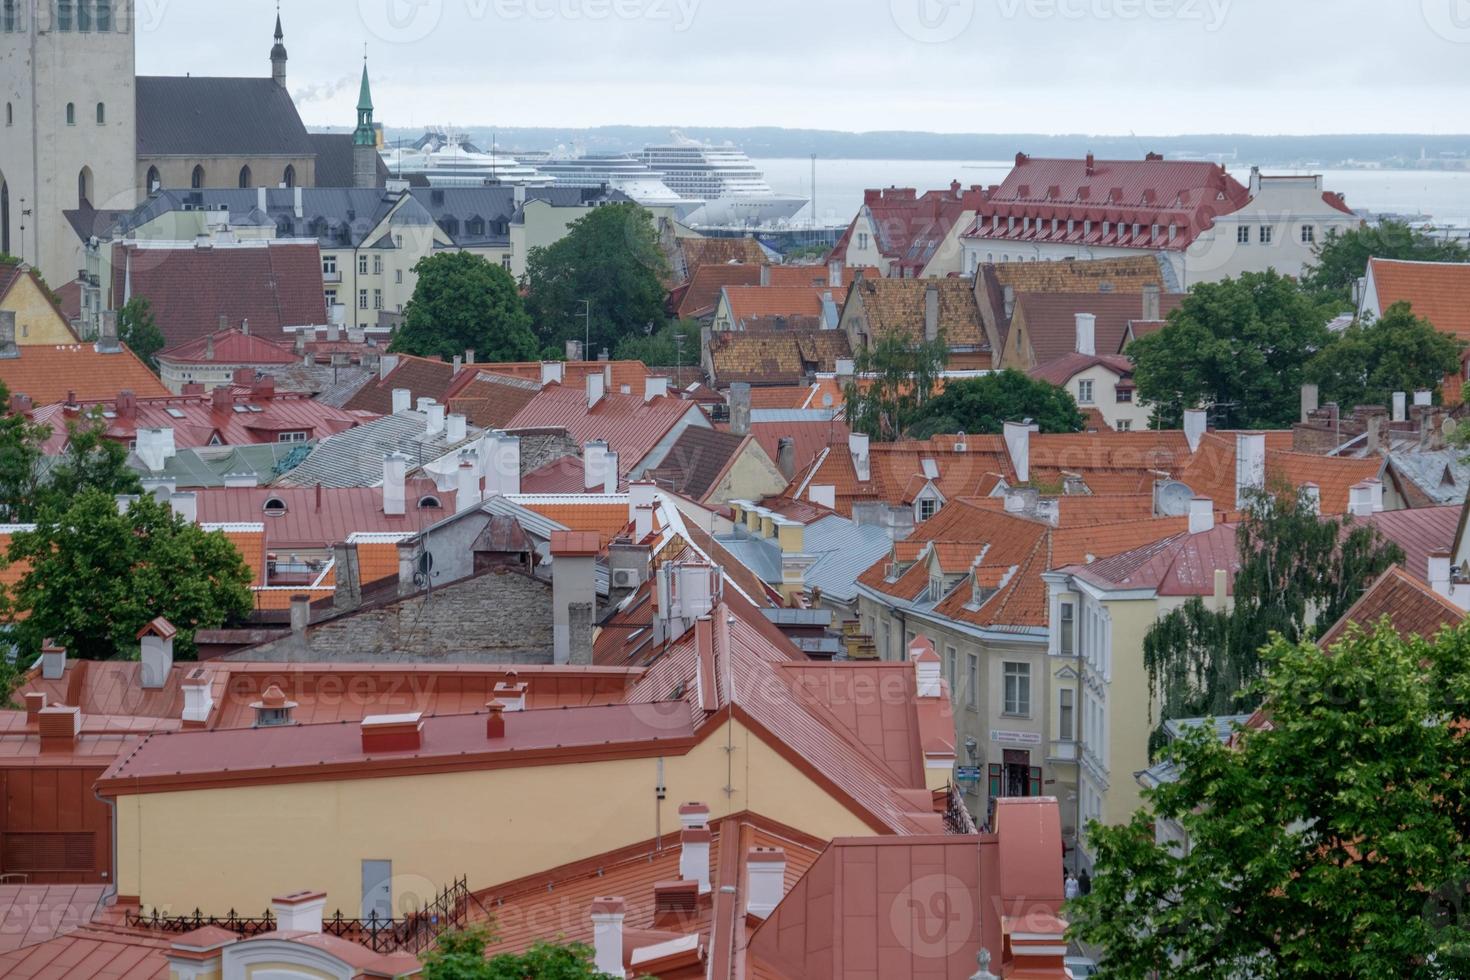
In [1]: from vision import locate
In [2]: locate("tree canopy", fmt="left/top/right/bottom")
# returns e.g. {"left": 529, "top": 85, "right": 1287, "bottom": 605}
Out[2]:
{"left": 1142, "top": 486, "right": 1403, "bottom": 750}
{"left": 1128, "top": 270, "right": 1337, "bottom": 429}
{"left": 523, "top": 202, "right": 668, "bottom": 357}
{"left": 905, "top": 369, "right": 1086, "bottom": 440}
{"left": 0, "top": 386, "right": 142, "bottom": 523}
{"left": 842, "top": 330, "right": 950, "bottom": 441}
{"left": 390, "top": 251, "right": 538, "bottom": 363}
{"left": 421, "top": 925, "right": 647, "bottom": 979}
{"left": 1071, "top": 620, "right": 1470, "bottom": 978}
{"left": 118, "top": 297, "right": 166, "bottom": 371}
{"left": 611, "top": 318, "right": 699, "bottom": 375}
{"left": 1306, "top": 301, "right": 1465, "bottom": 408}
{"left": 5, "top": 490, "right": 254, "bottom": 659}
{"left": 1302, "top": 219, "right": 1470, "bottom": 304}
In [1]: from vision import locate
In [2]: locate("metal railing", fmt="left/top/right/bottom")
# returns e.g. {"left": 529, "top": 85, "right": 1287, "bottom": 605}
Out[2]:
{"left": 125, "top": 876, "right": 473, "bottom": 956}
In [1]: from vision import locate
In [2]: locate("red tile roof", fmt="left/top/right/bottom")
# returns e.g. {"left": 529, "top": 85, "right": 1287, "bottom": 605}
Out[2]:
{"left": 964, "top": 153, "right": 1251, "bottom": 253}
{"left": 1028, "top": 351, "right": 1135, "bottom": 386}
{"left": 845, "top": 277, "right": 987, "bottom": 351}
{"left": 1318, "top": 564, "right": 1465, "bottom": 649}
{"left": 1068, "top": 522, "right": 1240, "bottom": 596}
{"left": 156, "top": 328, "right": 299, "bottom": 366}
{"left": 110, "top": 241, "right": 328, "bottom": 346}
{"left": 1180, "top": 432, "right": 1383, "bottom": 516}
{"left": 1012, "top": 290, "right": 1184, "bottom": 369}
{"left": 721, "top": 285, "right": 839, "bottom": 326}
{"left": 708, "top": 330, "right": 853, "bottom": 387}
{"left": 831, "top": 184, "right": 983, "bottom": 276}
{"left": 342, "top": 354, "right": 459, "bottom": 415}
{"left": 677, "top": 263, "right": 762, "bottom": 319}
{"left": 0, "top": 344, "right": 170, "bottom": 404}
{"left": 476, "top": 359, "right": 653, "bottom": 394}
{"left": 1365, "top": 258, "right": 1470, "bottom": 340}
{"left": 445, "top": 371, "right": 542, "bottom": 428}
{"left": 507, "top": 385, "right": 699, "bottom": 475}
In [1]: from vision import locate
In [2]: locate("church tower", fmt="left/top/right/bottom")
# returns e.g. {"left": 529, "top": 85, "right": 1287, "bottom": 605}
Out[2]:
{"left": 352, "top": 58, "right": 378, "bottom": 189}
{"left": 0, "top": 0, "right": 139, "bottom": 284}
{"left": 270, "top": 10, "right": 287, "bottom": 89}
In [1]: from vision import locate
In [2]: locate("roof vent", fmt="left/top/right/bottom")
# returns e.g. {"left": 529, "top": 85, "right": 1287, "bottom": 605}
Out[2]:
{"left": 251, "top": 684, "right": 297, "bottom": 727}
{"left": 361, "top": 712, "right": 423, "bottom": 753}
{"left": 653, "top": 879, "right": 699, "bottom": 916}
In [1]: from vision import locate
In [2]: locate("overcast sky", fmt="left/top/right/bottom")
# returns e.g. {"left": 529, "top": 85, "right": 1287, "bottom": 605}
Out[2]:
{"left": 134, "top": 0, "right": 1470, "bottom": 135}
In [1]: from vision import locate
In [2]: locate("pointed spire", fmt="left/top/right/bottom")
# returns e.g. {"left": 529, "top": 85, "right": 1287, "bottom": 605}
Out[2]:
{"left": 357, "top": 54, "right": 373, "bottom": 112}
{"left": 353, "top": 52, "right": 376, "bottom": 147}
{"left": 270, "top": 2, "right": 288, "bottom": 89}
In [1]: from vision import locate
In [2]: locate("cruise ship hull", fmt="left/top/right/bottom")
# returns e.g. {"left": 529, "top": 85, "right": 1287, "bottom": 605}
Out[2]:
{"left": 687, "top": 194, "right": 808, "bottom": 227}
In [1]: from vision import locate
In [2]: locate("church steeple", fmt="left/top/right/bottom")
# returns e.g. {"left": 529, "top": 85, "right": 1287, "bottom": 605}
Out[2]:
{"left": 352, "top": 53, "right": 380, "bottom": 189}
{"left": 270, "top": 7, "right": 288, "bottom": 89}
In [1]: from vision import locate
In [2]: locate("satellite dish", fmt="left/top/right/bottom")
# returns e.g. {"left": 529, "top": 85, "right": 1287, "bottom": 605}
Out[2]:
{"left": 1154, "top": 480, "right": 1194, "bottom": 517}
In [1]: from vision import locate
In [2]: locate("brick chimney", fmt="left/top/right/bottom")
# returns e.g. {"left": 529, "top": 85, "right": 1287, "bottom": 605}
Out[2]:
{"left": 486, "top": 701, "right": 506, "bottom": 738}
{"left": 23, "top": 691, "right": 46, "bottom": 725}
{"left": 38, "top": 705, "right": 81, "bottom": 750}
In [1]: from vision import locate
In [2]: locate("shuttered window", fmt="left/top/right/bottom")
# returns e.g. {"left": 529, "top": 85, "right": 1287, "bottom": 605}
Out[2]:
{"left": 4, "top": 832, "right": 95, "bottom": 872}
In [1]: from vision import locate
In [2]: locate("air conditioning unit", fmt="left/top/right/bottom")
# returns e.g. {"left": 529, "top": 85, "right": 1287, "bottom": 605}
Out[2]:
{"left": 611, "top": 568, "right": 640, "bottom": 589}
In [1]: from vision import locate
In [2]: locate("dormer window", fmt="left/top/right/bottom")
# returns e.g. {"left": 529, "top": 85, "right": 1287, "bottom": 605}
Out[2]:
{"left": 417, "top": 495, "right": 442, "bottom": 510}
{"left": 263, "top": 496, "right": 288, "bottom": 516}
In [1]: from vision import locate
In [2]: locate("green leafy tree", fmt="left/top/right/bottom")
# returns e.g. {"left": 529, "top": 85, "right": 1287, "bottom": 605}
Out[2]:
{"left": 524, "top": 202, "right": 668, "bottom": 356}
{"left": 611, "top": 319, "right": 700, "bottom": 375}
{"left": 6, "top": 490, "right": 253, "bottom": 659}
{"left": 391, "top": 252, "right": 538, "bottom": 363}
{"left": 1071, "top": 621, "right": 1470, "bottom": 979}
{"left": 843, "top": 330, "right": 949, "bottom": 441}
{"left": 1302, "top": 219, "right": 1470, "bottom": 304}
{"left": 0, "top": 389, "right": 142, "bottom": 522}
{"left": 0, "top": 382, "right": 46, "bottom": 522}
{"left": 421, "top": 925, "right": 650, "bottom": 979}
{"left": 117, "top": 297, "right": 166, "bottom": 371}
{"left": 1142, "top": 486, "right": 1402, "bottom": 747}
{"left": 1306, "top": 301, "right": 1465, "bottom": 408}
{"left": 905, "top": 369, "right": 1085, "bottom": 440}
{"left": 1129, "top": 270, "right": 1336, "bottom": 429}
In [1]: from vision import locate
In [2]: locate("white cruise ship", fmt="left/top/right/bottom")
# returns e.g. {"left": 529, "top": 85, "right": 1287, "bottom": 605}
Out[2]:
{"left": 525, "top": 152, "right": 704, "bottom": 219}
{"left": 640, "top": 132, "right": 806, "bottom": 227}
{"left": 381, "top": 131, "right": 547, "bottom": 187}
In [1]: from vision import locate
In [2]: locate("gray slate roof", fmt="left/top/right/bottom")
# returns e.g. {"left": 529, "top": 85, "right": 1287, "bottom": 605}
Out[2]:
{"left": 714, "top": 513, "right": 891, "bottom": 603}
{"left": 136, "top": 76, "right": 315, "bottom": 157}
{"left": 125, "top": 443, "right": 308, "bottom": 489}
{"left": 275, "top": 411, "right": 481, "bottom": 488}
{"left": 308, "top": 132, "right": 391, "bottom": 188}
{"left": 1388, "top": 449, "right": 1470, "bottom": 506}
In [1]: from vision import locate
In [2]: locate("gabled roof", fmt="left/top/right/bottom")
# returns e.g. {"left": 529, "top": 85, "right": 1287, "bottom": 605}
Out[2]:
{"left": 1013, "top": 290, "right": 1184, "bottom": 368}
{"left": 0, "top": 262, "right": 77, "bottom": 338}
{"left": 444, "top": 371, "right": 541, "bottom": 429}
{"left": 1180, "top": 432, "right": 1382, "bottom": 516}
{"left": 833, "top": 184, "right": 982, "bottom": 275}
{"left": 648, "top": 428, "right": 752, "bottom": 501}
{"left": 110, "top": 241, "right": 328, "bottom": 347}
{"left": 1318, "top": 564, "right": 1465, "bottom": 649}
{"left": 0, "top": 344, "right": 169, "bottom": 404}
{"left": 343, "top": 355, "right": 459, "bottom": 415}
{"left": 1028, "top": 351, "right": 1135, "bottom": 386}
{"left": 136, "top": 76, "right": 314, "bottom": 157}
{"left": 677, "top": 237, "right": 769, "bottom": 280}
{"left": 1363, "top": 258, "right": 1470, "bottom": 339}
{"left": 156, "top": 328, "right": 300, "bottom": 366}
{"left": 846, "top": 277, "right": 987, "bottom": 352}
{"left": 676, "top": 263, "right": 762, "bottom": 318}
{"left": 721, "top": 285, "right": 840, "bottom": 327}
{"left": 708, "top": 329, "right": 852, "bottom": 387}
{"left": 273, "top": 410, "right": 478, "bottom": 489}
{"left": 1364, "top": 504, "right": 1463, "bottom": 583}
{"left": 1067, "top": 522, "right": 1240, "bottom": 596}
{"left": 506, "top": 386, "right": 699, "bottom": 476}
{"left": 306, "top": 132, "right": 391, "bottom": 188}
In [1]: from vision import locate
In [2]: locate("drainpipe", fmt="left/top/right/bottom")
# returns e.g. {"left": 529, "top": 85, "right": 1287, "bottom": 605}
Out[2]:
{"left": 92, "top": 785, "right": 119, "bottom": 899}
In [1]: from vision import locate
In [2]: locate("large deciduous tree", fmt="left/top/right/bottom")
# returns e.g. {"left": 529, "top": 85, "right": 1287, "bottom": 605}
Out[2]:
{"left": 904, "top": 368, "right": 1085, "bottom": 440}
{"left": 1129, "top": 270, "right": 1334, "bottom": 429}
{"left": 842, "top": 330, "right": 950, "bottom": 441}
{"left": 5, "top": 490, "right": 253, "bottom": 659}
{"left": 1302, "top": 218, "right": 1470, "bottom": 304}
{"left": 1072, "top": 621, "right": 1470, "bottom": 979}
{"left": 421, "top": 924, "right": 650, "bottom": 979}
{"left": 390, "top": 252, "right": 538, "bottom": 363}
{"left": 523, "top": 202, "right": 668, "bottom": 357}
{"left": 1306, "top": 301, "right": 1465, "bottom": 408}
{"left": 118, "top": 297, "right": 166, "bottom": 371}
{"left": 0, "top": 386, "right": 142, "bottom": 522}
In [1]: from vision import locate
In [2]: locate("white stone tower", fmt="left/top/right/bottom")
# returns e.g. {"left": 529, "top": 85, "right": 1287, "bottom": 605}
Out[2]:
{"left": 0, "top": 0, "right": 138, "bottom": 285}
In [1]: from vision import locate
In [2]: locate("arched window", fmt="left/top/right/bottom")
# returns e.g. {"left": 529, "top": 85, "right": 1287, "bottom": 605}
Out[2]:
{"left": 95, "top": 102, "right": 104, "bottom": 125}
{"left": 262, "top": 497, "right": 288, "bottom": 516}
{"left": 282, "top": 165, "right": 296, "bottom": 188}
{"left": 191, "top": 165, "right": 205, "bottom": 189}
{"left": 417, "top": 495, "right": 442, "bottom": 510}
{"left": 94, "top": 0, "right": 109, "bottom": 31}
{"left": 65, "top": 102, "right": 75, "bottom": 125}
{"left": 77, "top": 166, "right": 91, "bottom": 207}
{"left": 1, "top": 179, "right": 9, "bottom": 256}
{"left": 238, "top": 165, "right": 252, "bottom": 189}
{"left": 146, "top": 166, "right": 160, "bottom": 193}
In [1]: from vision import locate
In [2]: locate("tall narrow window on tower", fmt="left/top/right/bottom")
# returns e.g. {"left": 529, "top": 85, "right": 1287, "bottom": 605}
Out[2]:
{"left": 65, "top": 102, "right": 75, "bottom": 125}
{"left": 239, "top": 166, "right": 252, "bottom": 188}
{"left": 283, "top": 165, "right": 296, "bottom": 188}
{"left": 146, "top": 167, "right": 160, "bottom": 193}
{"left": 95, "top": 102, "right": 104, "bottom": 125}
{"left": 77, "top": 167, "right": 91, "bottom": 208}
{"left": 76, "top": 0, "right": 90, "bottom": 30}
{"left": 192, "top": 165, "right": 205, "bottom": 189}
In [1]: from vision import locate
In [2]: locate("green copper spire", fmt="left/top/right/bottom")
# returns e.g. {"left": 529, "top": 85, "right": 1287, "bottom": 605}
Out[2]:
{"left": 353, "top": 57, "right": 375, "bottom": 147}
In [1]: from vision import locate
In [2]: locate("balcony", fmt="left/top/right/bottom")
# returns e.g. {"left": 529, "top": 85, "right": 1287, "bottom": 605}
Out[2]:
{"left": 322, "top": 270, "right": 342, "bottom": 284}
{"left": 1048, "top": 739, "right": 1078, "bottom": 762}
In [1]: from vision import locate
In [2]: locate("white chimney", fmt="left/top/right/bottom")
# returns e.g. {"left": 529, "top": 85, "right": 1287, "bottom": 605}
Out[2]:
{"left": 848, "top": 433, "right": 871, "bottom": 482}
{"left": 1392, "top": 391, "right": 1407, "bottom": 422}
{"left": 40, "top": 640, "right": 66, "bottom": 680}
{"left": 678, "top": 802, "right": 710, "bottom": 830}
{"left": 912, "top": 644, "right": 942, "bottom": 698}
{"left": 292, "top": 186, "right": 304, "bottom": 220}
{"left": 679, "top": 827, "right": 712, "bottom": 894}
{"left": 1003, "top": 420, "right": 1031, "bottom": 484}
{"left": 1348, "top": 481, "right": 1375, "bottom": 518}
{"left": 1302, "top": 482, "right": 1321, "bottom": 515}
{"left": 446, "top": 413, "right": 467, "bottom": 443}
{"left": 391, "top": 388, "right": 411, "bottom": 414}
{"left": 1182, "top": 408, "right": 1207, "bottom": 453}
{"left": 809, "top": 485, "right": 836, "bottom": 509}
{"left": 456, "top": 457, "right": 481, "bottom": 513}
{"left": 492, "top": 434, "right": 521, "bottom": 496}
{"left": 1234, "top": 432, "right": 1266, "bottom": 510}
{"left": 257, "top": 186, "right": 267, "bottom": 212}
{"left": 181, "top": 669, "right": 214, "bottom": 724}
{"left": 629, "top": 481, "right": 657, "bottom": 522}
{"left": 644, "top": 376, "right": 669, "bottom": 402}
{"left": 169, "top": 491, "right": 197, "bottom": 525}
{"left": 383, "top": 452, "right": 407, "bottom": 516}
{"left": 835, "top": 357, "right": 855, "bottom": 380}
{"left": 745, "top": 847, "right": 786, "bottom": 919}
{"left": 1430, "top": 550, "right": 1453, "bottom": 598}
{"left": 1368, "top": 478, "right": 1384, "bottom": 513}
{"left": 590, "top": 898, "right": 625, "bottom": 978}
{"left": 135, "top": 428, "right": 177, "bottom": 473}
{"left": 587, "top": 372, "right": 605, "bottom": 410}
{"left": 1075, "top": 313, "right": 1096, "bottom": 356}
{"left": 139, "top": 620, "right": 175, "bottom": 689}
{"left": 602, "top": 452, "right": 619, "bottom": 495}
{"left": 379, "top": 354, "right": 400, "bottom": 380}
{"left": 827, "top": 259, "right": 843, "bottom": 289}
{"left": 1188, "top": 497, "right": 1214, "bottom": 535}
{"left": 584, "top": 440, "right": 610, "bottom": 492}
{"left": 272, "top": 891, "right": 325, "bottom": 933}
{"left": 923, "top": 284, "right": 940, "bottom": 341}
{"left": 426, "top": 403, "right": 446, "bottom": 437}
{"left": 1415, "top": 389, "right": 1432, "bottom": 408}
{"left": 540, "top": 361, "right": 564, "bottom": 387}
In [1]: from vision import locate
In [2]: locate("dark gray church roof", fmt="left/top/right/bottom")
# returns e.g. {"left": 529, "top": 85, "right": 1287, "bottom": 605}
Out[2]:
{"left": 136, "top": 76, "right": 315, "bottom": 157}
{"left": 308, "top": 132, "right": 391, "bottom": 188}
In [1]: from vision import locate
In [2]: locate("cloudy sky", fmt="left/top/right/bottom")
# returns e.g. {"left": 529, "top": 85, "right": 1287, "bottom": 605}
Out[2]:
{"left": 135, "top": 0, "right": 1469, "bottom": 135}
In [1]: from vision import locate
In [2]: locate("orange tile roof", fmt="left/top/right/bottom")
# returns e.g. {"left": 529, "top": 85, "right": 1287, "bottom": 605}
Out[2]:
{"left": 677, "top": 263, "right": 762, "bottom": 318}
{"left": 354, "top": 541, "right": 400, "bottom": 586}
{"left": 708, "top": 330, "right": 852, "bottom": 387}
{"left": 679, "top": 237, "right": 768, "bottom": 278}
{"left": 847, "top": 277, "right": 986, "bottom": 350}
{"left": 721, "top": 285, "right": 838, "bottom": 325}
{"left": 1180, "top": 432, "right": 1382, "bottom": 516}
{"left": 1367, "top": 258, "right": 1470, "bottom": 339}
{"left": 0, "top": 344, "right": 169, "bottom": 404}
{"left": 1318, "top": 564, "right": 1466, "bottom": 649}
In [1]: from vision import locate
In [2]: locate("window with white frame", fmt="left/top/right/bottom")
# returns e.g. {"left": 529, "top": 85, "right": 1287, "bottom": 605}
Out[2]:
{"left": 1259, "top": 225, "right": 1273, "bottom": 245}
{"left": 322, "top": 255, "right": 337, "bottom": 275}
{"left": 373, "top": 289, "right": 383, "bottom": 310}
{"left": 1301, "top": 225, "right": 1315, "bottom": 243}
{"left": 358, "top": 255, "right": 369, "bottom": 275}
{"left": 1003, "top": 662, "right": 1030, "bottom": 716}
{"left": 1116, "top": 419, "right": 1133, "bottom": 432}
{"left": 1237, "top": 225, "right": 1250, "bottom": 244}
{"left": 1058, "top": 689, "right": 1075, "bottom": 741}
{"left": 373, "top": 254, "right": 383, "bottom": 275}
{"left": 276, "top": 431, "right": 308, "bottom": 443}
{"left": 1077, "top": 379, "right": 1094, "bottom": 404}
{"left": 358, "top": 289, "right": 368, "bottom": 310}
{"left": 917, "top": 497, "right": 938, "bottom": 521}
{"left": 966, "top": 654, "right": 978, "bottom": 707}
{"left": 1059, "top": 601, "right": 1075, "bottom": 656}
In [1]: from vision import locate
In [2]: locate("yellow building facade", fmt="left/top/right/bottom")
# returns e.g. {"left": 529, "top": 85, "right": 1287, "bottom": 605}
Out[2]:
{"left": 1, "top": 265, "right": 79, "bottom": 344}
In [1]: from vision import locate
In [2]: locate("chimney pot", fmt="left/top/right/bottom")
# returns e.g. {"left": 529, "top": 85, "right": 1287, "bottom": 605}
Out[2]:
{"left": 679, "top": 827, "right": 712, "bottom": 894}
{"left": 37, "top": 705, "right": 81, "bottom": 749}
{"left": 486, "top": 702, "right": 505, "bottom": 739}
{"left": 360, "top": 712, "right": 423, "bottom": 753}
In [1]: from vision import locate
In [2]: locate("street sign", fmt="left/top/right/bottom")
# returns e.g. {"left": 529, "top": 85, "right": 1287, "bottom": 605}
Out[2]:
{"left": 955, "top": 766, "right": 982, "bottom": 782}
